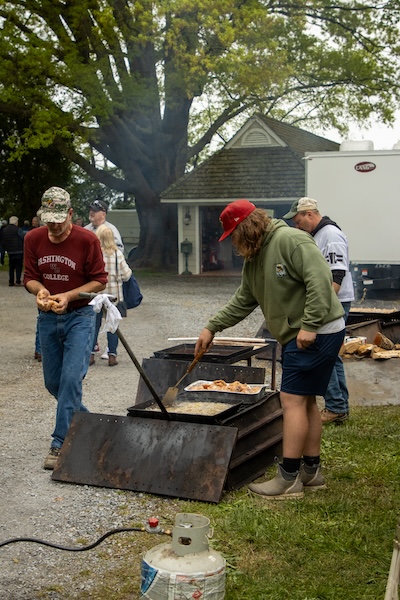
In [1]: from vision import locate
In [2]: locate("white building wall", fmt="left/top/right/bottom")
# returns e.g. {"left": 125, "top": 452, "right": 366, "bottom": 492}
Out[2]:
{"left": 178, "top": 204, "right": 201, "bottom": 275}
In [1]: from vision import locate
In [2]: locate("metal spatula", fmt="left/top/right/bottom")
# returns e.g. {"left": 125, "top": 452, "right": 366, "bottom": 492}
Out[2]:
{"left": 162, "top": 347, "right": 207, "bottom": 407}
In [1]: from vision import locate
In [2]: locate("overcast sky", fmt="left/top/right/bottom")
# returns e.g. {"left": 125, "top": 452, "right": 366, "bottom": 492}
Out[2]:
{"left": 317, "top": 111, "right": 400, "bottom": 150}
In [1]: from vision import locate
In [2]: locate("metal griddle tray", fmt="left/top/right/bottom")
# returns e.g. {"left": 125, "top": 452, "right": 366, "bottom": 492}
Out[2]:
{"left": 127, "top": 393, "right": 243, "bottom": 424}
{"left": 184, "top": 380, "right": 267, "bottom": 404}
{"left": 153, "top": 343, "right": 253, "bottom": 362}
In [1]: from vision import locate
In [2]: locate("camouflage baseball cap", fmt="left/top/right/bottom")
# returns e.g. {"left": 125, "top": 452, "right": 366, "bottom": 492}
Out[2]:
{"left": 37, "top": 187, "right": 71, "bottom": 223}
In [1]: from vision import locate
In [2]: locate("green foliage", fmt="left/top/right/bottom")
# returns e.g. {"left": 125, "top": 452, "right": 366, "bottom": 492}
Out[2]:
{"left": 1, "top": 1, "right": 398, "bottom": 176}
{"left": 0, "top": 116, "right": 72, "bottom": 220}
{"left": 0, "top": 1, "right": 399, "bottom": 265}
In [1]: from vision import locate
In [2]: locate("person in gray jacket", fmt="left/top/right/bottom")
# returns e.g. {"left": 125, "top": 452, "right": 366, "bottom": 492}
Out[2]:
{"left": 195, "top": 199, "right": 345, "bottom": 499}
{"left": 84, "top": 199, "right": 124, "bottom": 253}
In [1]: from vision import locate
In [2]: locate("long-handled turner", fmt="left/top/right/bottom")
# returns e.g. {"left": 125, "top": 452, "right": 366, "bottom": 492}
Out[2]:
{"left": 80, "top": 292, "right": 170, "bottom": 418}
{"left": 162, "top": 347, "right": 207, "bottom": 407}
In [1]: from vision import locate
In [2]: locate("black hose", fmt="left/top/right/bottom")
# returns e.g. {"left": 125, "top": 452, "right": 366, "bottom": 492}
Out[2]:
{"left": 0, "top": 526, "right": 171, "bottom": 552}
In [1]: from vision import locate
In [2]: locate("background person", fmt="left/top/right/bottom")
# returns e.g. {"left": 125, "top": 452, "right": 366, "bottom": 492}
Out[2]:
{"left": 195, "top": 199, "right": 345, "bottom": 499}
{"left": 84, "top": 199, "right": 124, "bottom": 252}
{"left": 22, "top": 220, "right": 31, "bottom": 233}
{"left": 23, "top": 186, "right": 107, "bottom": 470}
{"left": 0, "top": 219, "right": 7, "bottom": 265}
{"left": 0, "top": 216, "right": 25, "bottom": 286}
{"left": 31, "top": 214, "right": 42, "bottom": 360}
{"left": 89, "top": 225, "right": 132, "bottom": 367}
{"left": 85, "top": 199, "right": 124, "bottom": 356}
{"left": 283, "top": 197, "right": 354, "bottom": 424}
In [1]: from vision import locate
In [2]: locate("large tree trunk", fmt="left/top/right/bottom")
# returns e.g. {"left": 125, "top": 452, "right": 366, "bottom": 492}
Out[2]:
{"left": 131, "top": 196, "right": 177, "bottom": 271}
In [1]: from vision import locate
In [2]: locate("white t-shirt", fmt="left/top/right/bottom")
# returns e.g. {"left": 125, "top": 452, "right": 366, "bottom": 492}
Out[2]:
{"left": 314, "top": 224, "right": 355, "bottom": 303}
{"left": 85, "top": 220, "right": 124, "bottom": 253}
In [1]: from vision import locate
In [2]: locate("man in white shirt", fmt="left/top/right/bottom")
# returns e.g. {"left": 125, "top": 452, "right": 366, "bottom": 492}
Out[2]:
{"left": 85, "top": 199, "right": 124, "bottom": 358}
{"left": 284, "top": 197, "right": 354, "bottom": 424}
{"left": 84, "top": 199, "right": 124, "bottom": 253}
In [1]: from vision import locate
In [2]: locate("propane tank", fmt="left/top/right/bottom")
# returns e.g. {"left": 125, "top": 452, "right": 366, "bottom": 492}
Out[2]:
{"left": 140, "top": 513, "right": 226, "bottom": 599}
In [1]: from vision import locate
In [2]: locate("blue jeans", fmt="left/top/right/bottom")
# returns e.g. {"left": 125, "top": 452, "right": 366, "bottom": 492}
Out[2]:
{"left": 35, "top": 311, "right": 41, "bottom": 354}
{"left": 324, "top": 302, "right": 351, "bottom": 414}
{"left": 92, "top": 310, "right": 119, "bottom": 355}
{"left": 38, "top": 306, "right": 96, "bottom": 448}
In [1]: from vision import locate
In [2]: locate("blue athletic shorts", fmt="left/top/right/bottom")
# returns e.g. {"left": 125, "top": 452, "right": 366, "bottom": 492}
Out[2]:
{"left": 281, "top": 330, "right": 345, "bottom": 396}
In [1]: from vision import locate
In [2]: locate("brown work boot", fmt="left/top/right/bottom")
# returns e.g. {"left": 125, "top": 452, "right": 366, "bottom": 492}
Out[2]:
{"left": 108, "top": 354, "right": 118, "bottom": 367}
{"left": 43, "top": 447, "right": 61, "bottom": 470}
{"left": 320, "top": 409, "right": 348, "bottom": 425}
{"left": 248, "top": 459, "right": 304, "bottom": 499}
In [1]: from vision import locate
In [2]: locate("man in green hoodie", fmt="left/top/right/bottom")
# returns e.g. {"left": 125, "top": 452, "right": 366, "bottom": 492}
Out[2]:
{"left": 195, "top": 199, "right": 345, "bottom": 499}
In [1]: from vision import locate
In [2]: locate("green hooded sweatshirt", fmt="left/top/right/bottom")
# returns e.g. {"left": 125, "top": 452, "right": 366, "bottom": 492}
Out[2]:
{"left": 206, "top": 219, "right": 344, "bottom": 346}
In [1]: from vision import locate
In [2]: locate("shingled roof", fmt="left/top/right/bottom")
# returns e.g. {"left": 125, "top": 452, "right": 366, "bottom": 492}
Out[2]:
{"left": 161, "top": 114, "right": 339, "bottom": 202}
{"left": 260, "top": 115, "right": 341, "bottom": 156}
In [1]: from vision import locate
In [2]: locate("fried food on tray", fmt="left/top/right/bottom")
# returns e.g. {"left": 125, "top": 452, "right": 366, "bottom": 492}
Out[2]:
{"left": 190, "top": 379, "right": 256, "bottom": 393}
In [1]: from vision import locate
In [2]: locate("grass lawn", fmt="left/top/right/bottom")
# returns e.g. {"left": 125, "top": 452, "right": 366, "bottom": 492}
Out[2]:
{"left": 86, "top": 405, "right": 400, "bottom": 599}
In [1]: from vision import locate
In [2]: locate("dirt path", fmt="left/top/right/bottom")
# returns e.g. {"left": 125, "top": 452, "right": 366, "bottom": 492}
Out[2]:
{"left": 0, "top": 271, "right": 265, "bottom": 599}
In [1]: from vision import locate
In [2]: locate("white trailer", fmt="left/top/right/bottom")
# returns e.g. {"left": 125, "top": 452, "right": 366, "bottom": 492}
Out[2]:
{"left": 305, "top": 141, "right": 400, "bottom": 298}
{"left": 107, "top": 209, "right": 140, "bottom": 260}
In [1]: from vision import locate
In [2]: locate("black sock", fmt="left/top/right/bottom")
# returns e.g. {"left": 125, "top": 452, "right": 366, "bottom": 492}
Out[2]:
{"left": 302, "top": 455, "right": 320, "bottom": 467}
{"left": 281, "top": 457, "right": 301, "bottom": 473}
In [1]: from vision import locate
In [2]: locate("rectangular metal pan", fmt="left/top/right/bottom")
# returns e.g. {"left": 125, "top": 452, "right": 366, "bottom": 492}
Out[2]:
{"left": 183, "top": 380, "right": 267, "bottom": 404}
{"left": 152, "top": 343, "right": 255, "bottom": 362}
{"left": 127, "top": 395, "right": 242, "bottom": 424}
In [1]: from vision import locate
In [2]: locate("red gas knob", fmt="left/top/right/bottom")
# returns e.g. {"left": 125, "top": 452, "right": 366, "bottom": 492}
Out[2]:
{"left": 148, "top": 517, "right": 159, "bottom": 529}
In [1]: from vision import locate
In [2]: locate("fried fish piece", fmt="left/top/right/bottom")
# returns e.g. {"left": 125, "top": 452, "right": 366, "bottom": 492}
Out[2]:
{"left": 190, "top": 380, "right": 256, "bottom": 393}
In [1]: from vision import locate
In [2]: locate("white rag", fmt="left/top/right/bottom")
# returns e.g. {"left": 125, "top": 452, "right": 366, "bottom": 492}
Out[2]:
{"left": 89, "top": 294, "right": 122, "bottom": 334}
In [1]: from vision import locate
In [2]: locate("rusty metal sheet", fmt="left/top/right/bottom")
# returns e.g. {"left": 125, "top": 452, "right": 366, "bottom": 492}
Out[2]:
{"left": 346, "top": 318, "right": 400, "bottom": 344}
{"left": 221, "top": 391, "right": 283, "bottom": 490}
{"left": 348, "top": 309, "right": 400, "bottom": 324}
{"left": 52, "top": 413, "right": 238, "bottom": 503}
{"left": 382, "top": 321, "right": 400, "bottom": 344}
{"left": 345, "top": 319, "right": 381, "bottom": 343}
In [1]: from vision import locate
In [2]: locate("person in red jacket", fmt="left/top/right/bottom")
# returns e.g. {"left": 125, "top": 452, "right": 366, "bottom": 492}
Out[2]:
{"left": 24, "top": 187, "right": 107, "bottom": 470}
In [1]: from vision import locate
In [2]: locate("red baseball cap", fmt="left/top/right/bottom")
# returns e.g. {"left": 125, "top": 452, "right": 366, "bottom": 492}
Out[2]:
{"left": 218, "top": 199, "right": 256, "bottom": 241}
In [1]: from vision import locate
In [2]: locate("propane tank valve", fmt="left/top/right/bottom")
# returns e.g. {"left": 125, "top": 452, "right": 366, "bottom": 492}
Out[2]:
{"left": 146, "top": 517, "right": 161, "bottom": 534}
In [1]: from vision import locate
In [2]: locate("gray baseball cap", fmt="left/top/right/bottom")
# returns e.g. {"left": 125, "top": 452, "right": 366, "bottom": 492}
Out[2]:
{"left": 283, "top": 197, "right": 319, "bottom": 219}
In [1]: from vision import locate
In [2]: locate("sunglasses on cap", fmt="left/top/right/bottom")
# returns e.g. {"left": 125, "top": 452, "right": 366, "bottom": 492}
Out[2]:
{"left": 90, "top": 200, "right": 107, "bottom": 212}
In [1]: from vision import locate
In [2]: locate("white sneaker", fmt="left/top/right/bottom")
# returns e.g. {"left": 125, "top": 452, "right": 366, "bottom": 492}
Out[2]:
{"left": 101, "top": 349, "right": 109, "bottom": 360}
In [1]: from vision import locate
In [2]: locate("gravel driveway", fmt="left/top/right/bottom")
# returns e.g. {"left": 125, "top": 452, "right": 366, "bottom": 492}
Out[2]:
{"left": 0, "top": 270, "right": 267, "bottom": 599}
{"left": 1, "top": 269, "right": 399, "bottom": 599}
